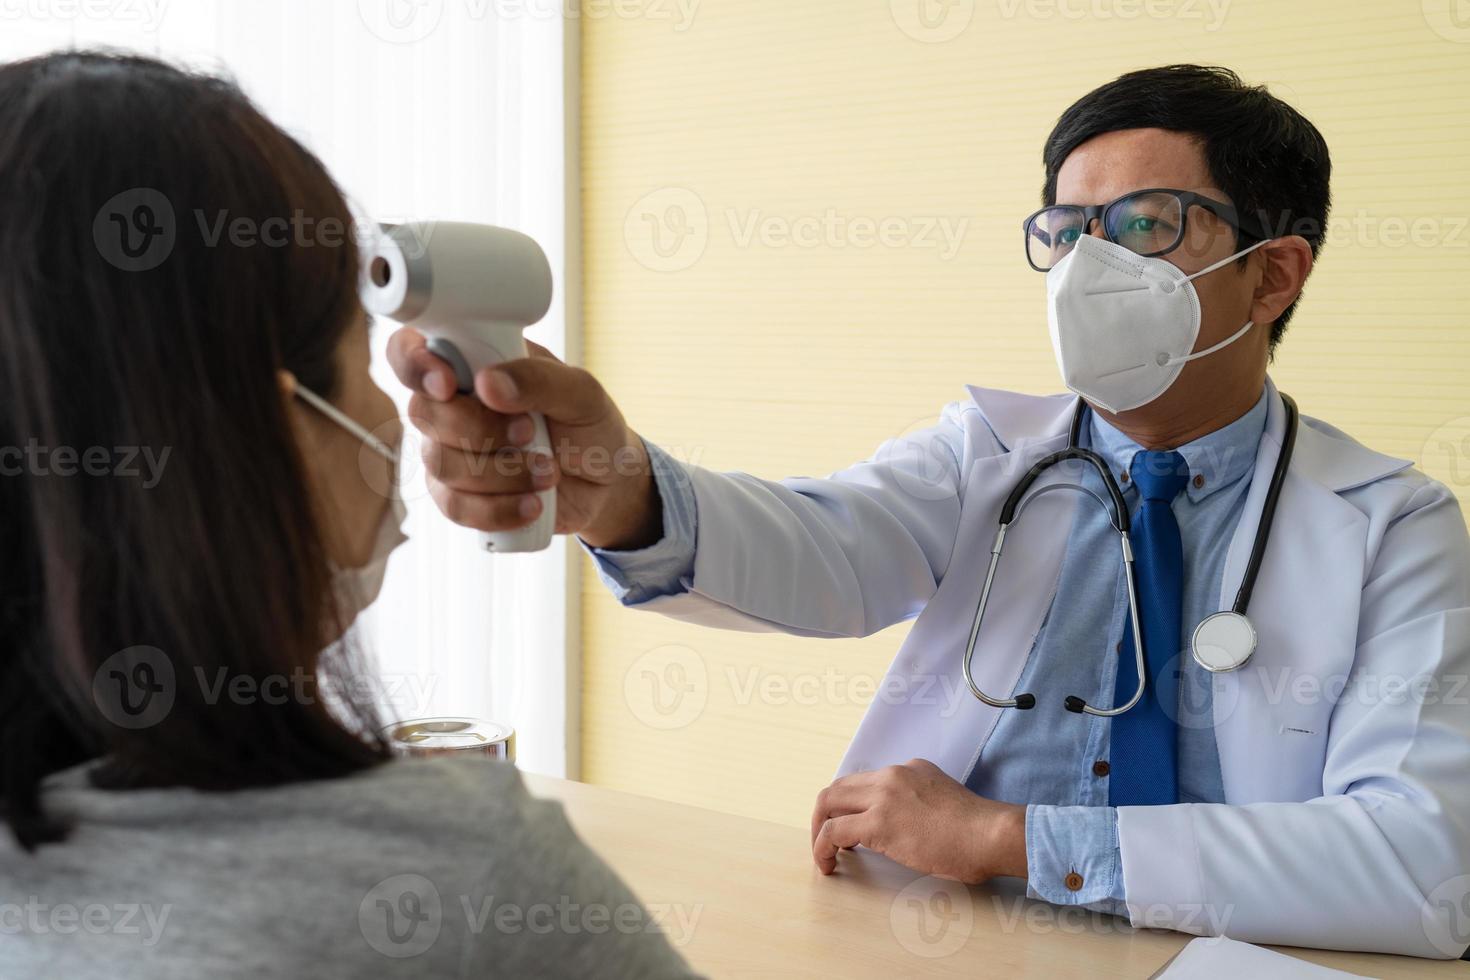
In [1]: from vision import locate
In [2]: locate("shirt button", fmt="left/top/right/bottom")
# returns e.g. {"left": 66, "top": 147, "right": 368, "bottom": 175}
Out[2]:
{"left": 1193, "top": 474, "right": 1206, "bottom": 490}
{"left": 1120, "top": 470, "right": 1131, "bottom": 484}
{"left": 1092, "top": 760, "right": 1110, "bottom": 777}
{"left": 1064, "top": 872, "right": 1085, "bottom": 892}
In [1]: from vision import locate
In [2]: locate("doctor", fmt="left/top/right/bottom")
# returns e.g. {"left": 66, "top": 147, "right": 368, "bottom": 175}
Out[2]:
{"left": 390, "top": 65, "right": 1470, "bottom": 958}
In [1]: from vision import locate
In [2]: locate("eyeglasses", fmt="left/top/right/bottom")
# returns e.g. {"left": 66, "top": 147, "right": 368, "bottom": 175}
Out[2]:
{"left": 1022, "top": 187, "right": 1267, "bottom": 273}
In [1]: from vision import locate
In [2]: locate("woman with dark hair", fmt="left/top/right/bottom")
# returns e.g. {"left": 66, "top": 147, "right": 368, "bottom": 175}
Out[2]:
{"left": 0, "top": 51, "right": 695, "bottom": 978}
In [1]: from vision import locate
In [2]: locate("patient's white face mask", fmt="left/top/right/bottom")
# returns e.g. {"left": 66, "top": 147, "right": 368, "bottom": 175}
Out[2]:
{"left": 293, "top": 383, "right": 408, "bottom": 621}
{"left": 1046, "top": 234, "right": 1273, "bottom": 413}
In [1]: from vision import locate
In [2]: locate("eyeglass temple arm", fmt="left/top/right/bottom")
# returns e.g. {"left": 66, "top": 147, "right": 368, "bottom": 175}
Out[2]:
{"left": 1183, "top": 192, "right": 1274, "bottom": 243}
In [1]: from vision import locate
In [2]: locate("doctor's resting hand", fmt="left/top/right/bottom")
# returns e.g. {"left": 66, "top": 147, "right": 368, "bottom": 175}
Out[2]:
{"left": 387, "top": 328, "right": 664, "bottom": 552}
{"left": 811, "top": 760, "right": 1028, "bottom": 882}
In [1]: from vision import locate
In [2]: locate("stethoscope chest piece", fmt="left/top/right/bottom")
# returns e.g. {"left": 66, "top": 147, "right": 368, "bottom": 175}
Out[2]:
{"left": 1190, "top": 611, "right": 1257, "bottom": 673}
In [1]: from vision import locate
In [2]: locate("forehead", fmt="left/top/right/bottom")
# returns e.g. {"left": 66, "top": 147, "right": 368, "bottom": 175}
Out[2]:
{"left": 1054, "top": 128, "right": 1221, "bottom": 206}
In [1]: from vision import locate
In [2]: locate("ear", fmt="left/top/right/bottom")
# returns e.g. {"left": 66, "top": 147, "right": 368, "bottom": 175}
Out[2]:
{"left": 279, "top": 369, "right": 319, "bottom": 439}
{"left": 1249, "top": 236, "right": 1314, "bottom": 328}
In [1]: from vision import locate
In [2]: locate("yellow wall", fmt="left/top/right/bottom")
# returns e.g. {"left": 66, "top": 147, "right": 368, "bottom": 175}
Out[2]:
{"left": 580, "top": 0, "right": 1470, "bottom": 829}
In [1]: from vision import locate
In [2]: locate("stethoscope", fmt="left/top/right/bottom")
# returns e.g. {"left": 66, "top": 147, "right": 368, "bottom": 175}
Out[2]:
{"left": 962, "top": 393, "right": 1299, "bottom": 716}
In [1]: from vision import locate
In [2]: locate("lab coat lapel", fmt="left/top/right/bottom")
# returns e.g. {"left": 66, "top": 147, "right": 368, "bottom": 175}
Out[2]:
{"left": 837, "top": 389, "right": 1081, "bottom": 780}
{"left": 1211, "top": 380, "right": 1412, "bottom": 802}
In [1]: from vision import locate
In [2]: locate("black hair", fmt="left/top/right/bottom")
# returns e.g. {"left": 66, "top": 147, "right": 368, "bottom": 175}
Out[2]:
{"left": 0, "top": 52, "right": 390, "bottom": 850}
{"left": 1042, "top": 65, "right": 1332, "bottom": 348}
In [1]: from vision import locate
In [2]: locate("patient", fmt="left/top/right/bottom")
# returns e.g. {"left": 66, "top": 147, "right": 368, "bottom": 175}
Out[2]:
{"left": 0, "top": 52, "right": 695, "bottom": 979}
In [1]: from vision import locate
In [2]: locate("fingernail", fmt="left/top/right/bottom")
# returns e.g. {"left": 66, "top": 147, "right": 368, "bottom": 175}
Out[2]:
{"left": 508, "top": 417, "right": 535, "bottom": 447}
{"left": 425, "top": 370, "right": 454, "bottom": 401}
{"left": 531, "top": 455, "right": 557, "bottom": 489}
{"left": 486, "top": 370, "right": 518, "bottom": 405}
{"left": 519, "top": 495, "right": 541, "bottom": 520}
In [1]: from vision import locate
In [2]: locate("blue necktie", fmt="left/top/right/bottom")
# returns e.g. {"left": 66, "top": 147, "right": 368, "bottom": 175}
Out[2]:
{"left": 1108, "top": 450, "right": 1189, "bottom": 807}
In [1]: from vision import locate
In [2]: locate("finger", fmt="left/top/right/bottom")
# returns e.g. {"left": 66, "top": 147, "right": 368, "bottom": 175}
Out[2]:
{"left": 474, "top": 357, "right": 607, "bottom": 426}
{"left": 814, "top": 814, "right": 869, "bottom": 875}
{"left": 387, "top": 327, "right": 457, "bottom": 402}
{"left": 810, "top": 782, "right": 875, "bottom": 846}
{"left": 821, "top": 769, "right": 883, "bottom": 794}
{"left": 425, "top": 439, "right": 560, "bottom": 495}
{"left": 427, "top": 481, "right": 544, "bottom": 533}
{"left": 406, "top": 392, "right": 522, "bottom": 449}
{"left": 525, "top": 339, "right": 563, "bottom": 362}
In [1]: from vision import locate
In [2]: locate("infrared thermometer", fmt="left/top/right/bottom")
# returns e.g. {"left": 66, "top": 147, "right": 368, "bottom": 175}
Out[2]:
{"left": 362, "top": 221, "right": 555, "bottom": 553}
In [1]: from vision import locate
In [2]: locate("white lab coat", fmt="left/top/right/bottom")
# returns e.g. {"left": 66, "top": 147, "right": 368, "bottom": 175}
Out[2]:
{"left": 632, "top": 378, "right": 1470, "bottom": 958}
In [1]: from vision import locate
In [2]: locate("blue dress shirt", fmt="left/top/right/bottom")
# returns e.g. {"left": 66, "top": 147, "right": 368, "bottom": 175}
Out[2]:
{"left": 587, "top": 388, "right": 1270, "bottom": 915}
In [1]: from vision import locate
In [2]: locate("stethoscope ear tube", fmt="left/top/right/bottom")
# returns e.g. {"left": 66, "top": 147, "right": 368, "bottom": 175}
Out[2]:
{"left": 1181, "top": 394, "right": 1298, "bottom": 675}
{"left": 1230, "top": 394, "right": 1298, "bottom": 615}
{"left": 999, "top": 448, "right": 1131, "bottom": 533}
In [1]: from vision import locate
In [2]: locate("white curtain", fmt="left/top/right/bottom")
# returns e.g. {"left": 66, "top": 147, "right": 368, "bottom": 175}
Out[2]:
{"left": 3, "top": 0, "right": 578, "bottom": 777}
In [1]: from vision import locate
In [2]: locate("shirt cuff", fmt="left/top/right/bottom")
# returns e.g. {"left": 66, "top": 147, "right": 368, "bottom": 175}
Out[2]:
{"left": 1025, "top": 804, "right": 1127, "bottom": 911}
{"left": 580, "top": 440, "right": 698, "bottom": 606}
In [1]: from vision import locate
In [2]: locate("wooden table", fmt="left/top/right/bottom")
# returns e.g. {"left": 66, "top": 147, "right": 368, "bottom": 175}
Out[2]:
{"left": 525, "top": 774, "right": 1467, "bottom": 979}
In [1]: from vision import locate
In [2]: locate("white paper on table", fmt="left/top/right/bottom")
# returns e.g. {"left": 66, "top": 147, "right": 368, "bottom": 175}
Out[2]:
{"left": 1156, "top": 936, "right": 1371, "bottom": 979}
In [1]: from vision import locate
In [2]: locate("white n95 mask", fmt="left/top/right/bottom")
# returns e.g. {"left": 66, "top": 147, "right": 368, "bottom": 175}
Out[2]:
{"left": 330, "top": 492, "right": 408, "bottom": 622}
{"left": 293, "top": 381, "right": 409, "bottom": 621}
{"left": 1046, "top": 233, "right": 1272, "bottom": 413}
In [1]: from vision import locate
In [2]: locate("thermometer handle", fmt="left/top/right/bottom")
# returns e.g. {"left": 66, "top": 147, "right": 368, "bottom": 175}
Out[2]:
{"left": 423, "top": 326, "right": 555, "bottom": 553}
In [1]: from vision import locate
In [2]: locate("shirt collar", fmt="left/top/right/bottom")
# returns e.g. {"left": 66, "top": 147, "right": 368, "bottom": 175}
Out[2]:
{"left": 1086, "top": 386, "right": 1269, "bottom": 504}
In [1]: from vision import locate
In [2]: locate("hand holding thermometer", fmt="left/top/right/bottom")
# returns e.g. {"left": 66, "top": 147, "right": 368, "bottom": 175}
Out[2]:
{"left": 361, "top": 221, "right": 555, "bottom": 553}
